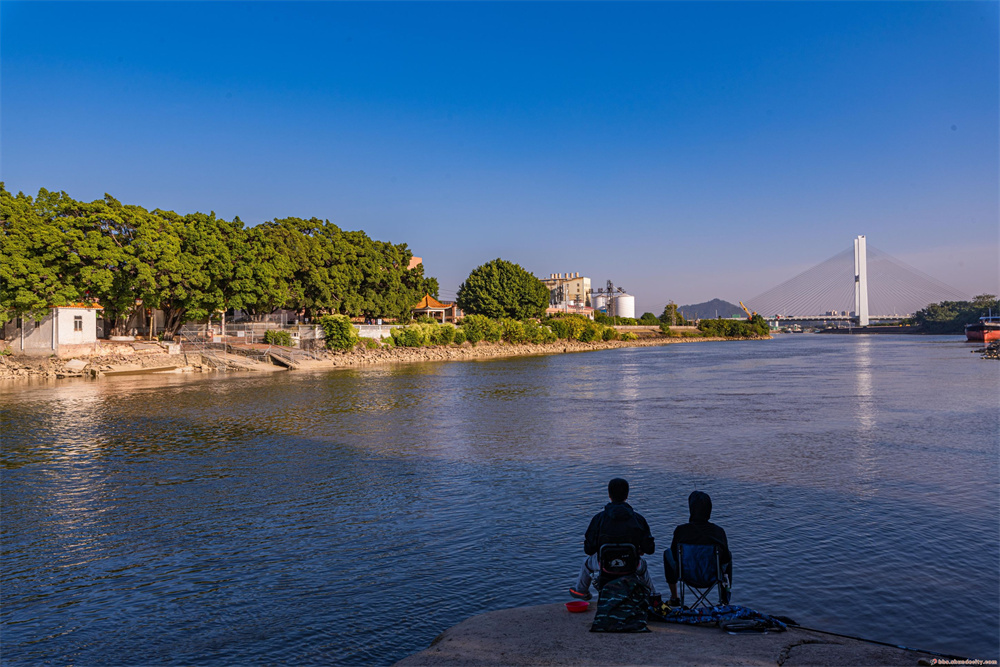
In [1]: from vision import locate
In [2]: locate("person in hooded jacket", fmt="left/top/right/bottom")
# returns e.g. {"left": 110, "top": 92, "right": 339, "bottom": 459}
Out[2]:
{"left": 569, "top": 478, "right": 659, "bottom": 601}
{"left": 663, "top": 490, "right": 732, "bottom": 606}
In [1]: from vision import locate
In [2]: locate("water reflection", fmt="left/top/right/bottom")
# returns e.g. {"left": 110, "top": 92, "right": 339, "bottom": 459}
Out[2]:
{"left": 1, "top": 336, "right": 997, "bottom": 664}
{"left": 851, "top": 337, "right": 879, "bottom": 501}
{"left": 854, "top": 337, "right": 876, "bottom": 432}
{"left": 613, "top": 350, "right": 643, "bottom": 459}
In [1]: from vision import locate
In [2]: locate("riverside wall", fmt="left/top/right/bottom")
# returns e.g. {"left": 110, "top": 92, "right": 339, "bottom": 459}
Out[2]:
{"left": 0, "top": 335, "right": 762, "bottom": 383}
{"left": 319, "top": 335, "right": 735, "bottom": 368}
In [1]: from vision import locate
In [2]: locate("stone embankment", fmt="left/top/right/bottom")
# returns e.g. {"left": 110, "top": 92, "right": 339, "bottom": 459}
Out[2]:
{"left": 318, "top": 335, "right": 732, "bottom": 368}
{"left": 396, "top": 602, "right": 942, "bottom": 666}
{"left": 0, "top": 343, "right": 203, "bottom": 381}
{"left": 0, "top": 334, "right": 759, "bottom": 382}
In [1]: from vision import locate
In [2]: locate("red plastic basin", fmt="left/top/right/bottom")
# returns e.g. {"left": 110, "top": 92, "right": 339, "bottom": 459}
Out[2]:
{"left": 565, "top": 600, "right": 589, "bottom": 613}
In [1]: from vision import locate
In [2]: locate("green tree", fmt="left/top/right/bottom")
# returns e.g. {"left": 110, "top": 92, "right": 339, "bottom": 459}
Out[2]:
{"left": 659, "top": 302, "right": 689, "bottom": 326}
{"left": 696, "top": 314, "right": 768, "bottom": 338}
{"left": 266, "top": 217, "right": 431, "bottom": 322}
{"left": 912, "top": 295, "right": 999, "bottom": 334}
{"left": 421, "top": 275, "right": 440, "bottom": 300}
{"left": 58, "top": 194, "right": 177, "bottom": 335}
{"left": 353, "top": 238, "right": 431, "bottom": 321}
{"left": 456, "top": 258, "right": 549, "bottom": 319}
{"left": 149, "top": 210, "right": 241, "bottom": 337}
{"left": 1, "top": 185, "right": 440, "bottom": 336}
{"left": 1, "top": 185, "right": 84, "bottom": 323}
{"left": 231, "top": 223, "right": 297, "bottom": 321}
{"left": 638, "top": 312, "right": 659, "bottom": 325}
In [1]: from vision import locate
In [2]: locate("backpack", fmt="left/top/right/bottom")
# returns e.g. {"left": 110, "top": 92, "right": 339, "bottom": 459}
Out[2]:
{"left": 590, "top": 574, "right": 650, "bottom": 633}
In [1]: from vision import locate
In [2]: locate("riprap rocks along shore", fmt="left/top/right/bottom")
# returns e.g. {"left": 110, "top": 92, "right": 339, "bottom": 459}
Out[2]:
{"left": 0, "top": 334, "right": 762, "bottom": 382}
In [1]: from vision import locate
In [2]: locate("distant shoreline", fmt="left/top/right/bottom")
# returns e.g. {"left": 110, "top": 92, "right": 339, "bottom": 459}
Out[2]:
{"left": 814, "top": 325, "right": 923, "bottom": 334}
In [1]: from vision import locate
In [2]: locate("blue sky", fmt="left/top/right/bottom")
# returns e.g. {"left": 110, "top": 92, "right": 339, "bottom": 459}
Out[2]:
{"left": 2, "top": 1, "right": 997, "bottom": 313}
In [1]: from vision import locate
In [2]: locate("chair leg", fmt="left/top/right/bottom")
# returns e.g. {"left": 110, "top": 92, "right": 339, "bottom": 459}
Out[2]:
{"left": 681, "top": 584, "right": 717, "bottom": 609}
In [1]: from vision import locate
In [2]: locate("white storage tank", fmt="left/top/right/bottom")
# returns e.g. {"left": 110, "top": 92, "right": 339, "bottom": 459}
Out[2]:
{"left": 592, "top": 294, "right": 607, "bottom": 312}
{"left": 614, "top": 294, "right": 635, "bottom": 319}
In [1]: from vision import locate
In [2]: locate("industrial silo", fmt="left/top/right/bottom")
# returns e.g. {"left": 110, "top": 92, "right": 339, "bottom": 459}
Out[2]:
{"left": 614, "top": 294, "right": 635, "bottom": 319}
{"left": 592, "top": 293, "right": 608, "bottom": 313}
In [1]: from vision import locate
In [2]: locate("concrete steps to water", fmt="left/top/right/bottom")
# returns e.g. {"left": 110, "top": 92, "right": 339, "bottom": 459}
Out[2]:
{"left": 207, "top": 352, "right": 286, "bottom": 372}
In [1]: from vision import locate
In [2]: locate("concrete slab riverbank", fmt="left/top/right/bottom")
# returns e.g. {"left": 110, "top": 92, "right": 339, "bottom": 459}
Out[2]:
{"left": 396, "top": 603, "right": 939, "bottom": 666}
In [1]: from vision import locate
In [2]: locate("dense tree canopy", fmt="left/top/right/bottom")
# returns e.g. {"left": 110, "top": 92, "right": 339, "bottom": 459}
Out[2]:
{"left": 456, "top": 258, "right": 549, "bottom": 320}
{"left": 697, "top": 313, "right": 769, "bottom": 338}
{"left": 0, "top": 184, "right": 437, "bottom": 334}
{"left": 0, "top": 188, "right": 84, "bottom": 320}
{"left": 912, "top": 294, "right": 999, "bottom": 334}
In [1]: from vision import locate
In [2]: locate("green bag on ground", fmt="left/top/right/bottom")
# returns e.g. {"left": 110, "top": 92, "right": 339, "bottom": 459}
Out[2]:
{"left": 589, "top": 574, "right": 650, "bottom": 633}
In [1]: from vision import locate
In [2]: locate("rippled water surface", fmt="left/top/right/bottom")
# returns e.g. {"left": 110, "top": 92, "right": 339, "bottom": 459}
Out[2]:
{"left": 2, "top": 335, "right": 998, "bottom": 664}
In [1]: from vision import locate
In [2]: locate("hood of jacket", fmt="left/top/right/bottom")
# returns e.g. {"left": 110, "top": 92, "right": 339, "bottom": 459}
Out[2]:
{"left": 688, "top": 491, "right": 712, "bottom": 522}
{"left": 604, "top": 501, "right": 635, "bottom": 521}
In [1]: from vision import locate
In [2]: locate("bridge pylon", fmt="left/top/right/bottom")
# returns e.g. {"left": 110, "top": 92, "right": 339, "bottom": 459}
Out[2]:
{"left": 854, "top": 235, "right": 869, "bottom": 326}
{"left": 744, "top": 236, "right": 968, "bottom": 321}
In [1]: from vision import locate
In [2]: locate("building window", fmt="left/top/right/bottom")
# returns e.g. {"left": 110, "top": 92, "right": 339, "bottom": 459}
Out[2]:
{"left": 74, "top": 316, "right": 83, "bottom": 332}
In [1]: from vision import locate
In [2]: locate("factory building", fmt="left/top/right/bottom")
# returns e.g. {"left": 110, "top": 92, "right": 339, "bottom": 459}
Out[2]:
{"left": 540, "top": 272, "right": 591, "bottom": 308}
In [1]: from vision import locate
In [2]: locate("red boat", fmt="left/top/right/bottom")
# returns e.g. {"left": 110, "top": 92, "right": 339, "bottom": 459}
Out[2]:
{"left": 965, "top": 315, "right": 1000, "bottom": 343}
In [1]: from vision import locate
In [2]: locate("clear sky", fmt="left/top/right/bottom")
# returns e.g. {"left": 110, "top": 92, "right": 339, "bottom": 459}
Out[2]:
{"left": 2, "top": 1, "right": 997, "bottom": 313}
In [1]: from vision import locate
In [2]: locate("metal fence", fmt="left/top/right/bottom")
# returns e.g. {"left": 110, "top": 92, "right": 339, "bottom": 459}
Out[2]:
{"left": 174, "top": 330, "right": 323, "bottom": 370}
{"left": 175, "top": 322, "right": 323, "bottom": 346}
{"left": 172, "top": 322, "right": 401, "bottom": 349}
{"left": 225, "top": 323, "right": 324, "bottom": 346}
{"left": 355, "top": 324, "right": 398, "bottom": 340}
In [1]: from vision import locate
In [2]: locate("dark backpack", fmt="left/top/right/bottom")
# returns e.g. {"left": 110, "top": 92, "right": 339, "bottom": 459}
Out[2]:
{"left": 590, "top": 574, "right": 651, "bottom": 633}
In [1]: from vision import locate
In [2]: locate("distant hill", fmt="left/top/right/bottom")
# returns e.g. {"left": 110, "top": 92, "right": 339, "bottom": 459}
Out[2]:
{"left": 677, "top": 299, "right": 744, "bottom": 320}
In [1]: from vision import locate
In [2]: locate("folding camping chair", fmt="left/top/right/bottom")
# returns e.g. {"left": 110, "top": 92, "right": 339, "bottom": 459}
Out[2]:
{"left": 597, "top": 543, "right": 639, "bottom": 590}
{"left": 676, "top": 543, "right": 729, "bottom": 609}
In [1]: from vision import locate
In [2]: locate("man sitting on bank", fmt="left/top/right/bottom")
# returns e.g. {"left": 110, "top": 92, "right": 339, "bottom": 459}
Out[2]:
{"left": 663, "top": 490, "right": 732, "bottom": 606}
{"left": 570, "top": 478, "right": 659, "bottom": 601}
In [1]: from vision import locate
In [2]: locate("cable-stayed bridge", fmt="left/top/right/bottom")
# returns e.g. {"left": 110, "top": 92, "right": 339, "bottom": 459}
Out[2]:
{"left": 744, "top": 236, "right": 968, "bottom": 325}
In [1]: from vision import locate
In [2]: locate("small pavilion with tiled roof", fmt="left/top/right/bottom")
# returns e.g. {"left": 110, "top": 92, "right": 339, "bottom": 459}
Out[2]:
{"left": 412, "top": 294, "right": 463, "bottom": 324}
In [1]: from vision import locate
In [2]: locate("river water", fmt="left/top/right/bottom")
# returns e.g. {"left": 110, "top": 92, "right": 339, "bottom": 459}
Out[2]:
{"left": 2, "top": 335, "right": 998, "bottom": 664}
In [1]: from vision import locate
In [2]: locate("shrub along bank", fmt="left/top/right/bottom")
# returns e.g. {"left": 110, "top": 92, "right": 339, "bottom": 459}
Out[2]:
{"left": 318, "top": 312, "right": 768, "bottom": 354}
{"left": 319, "top": 314, "right": 359, "bottom": 351}
{"left": 321, "top": 313, "right": 764, "bottom": 353}
{"left": 697, "top": 314, "right": 770, "bottom": 338}
{"left": 262, "top": 330, "right": 293, "bottom": 346}
{"left": 370, "top": 314, "right": 639, "bottom": 349}
{"left": 659, "top": 314, "right": 770, "bottom": 339}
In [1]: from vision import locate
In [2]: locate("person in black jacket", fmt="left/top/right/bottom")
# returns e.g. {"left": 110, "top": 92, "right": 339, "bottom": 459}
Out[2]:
{"left": 663, "top": 490, "right": 732, "bottom": 606}
{"left": 569, "top": 478, "right": 659, "bottom": 601}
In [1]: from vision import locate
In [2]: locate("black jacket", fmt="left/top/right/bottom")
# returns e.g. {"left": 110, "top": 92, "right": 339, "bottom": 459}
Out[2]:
{"left": 668, "top": 491, "right": 732, "bottom": 568}
{"left": 584, "top": 501, "right": 655, "bottom": 556}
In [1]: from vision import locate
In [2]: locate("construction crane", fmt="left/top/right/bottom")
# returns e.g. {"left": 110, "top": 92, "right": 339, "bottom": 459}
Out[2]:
{"left": 738, "top": 301, "right": 757, "bottom": 321}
